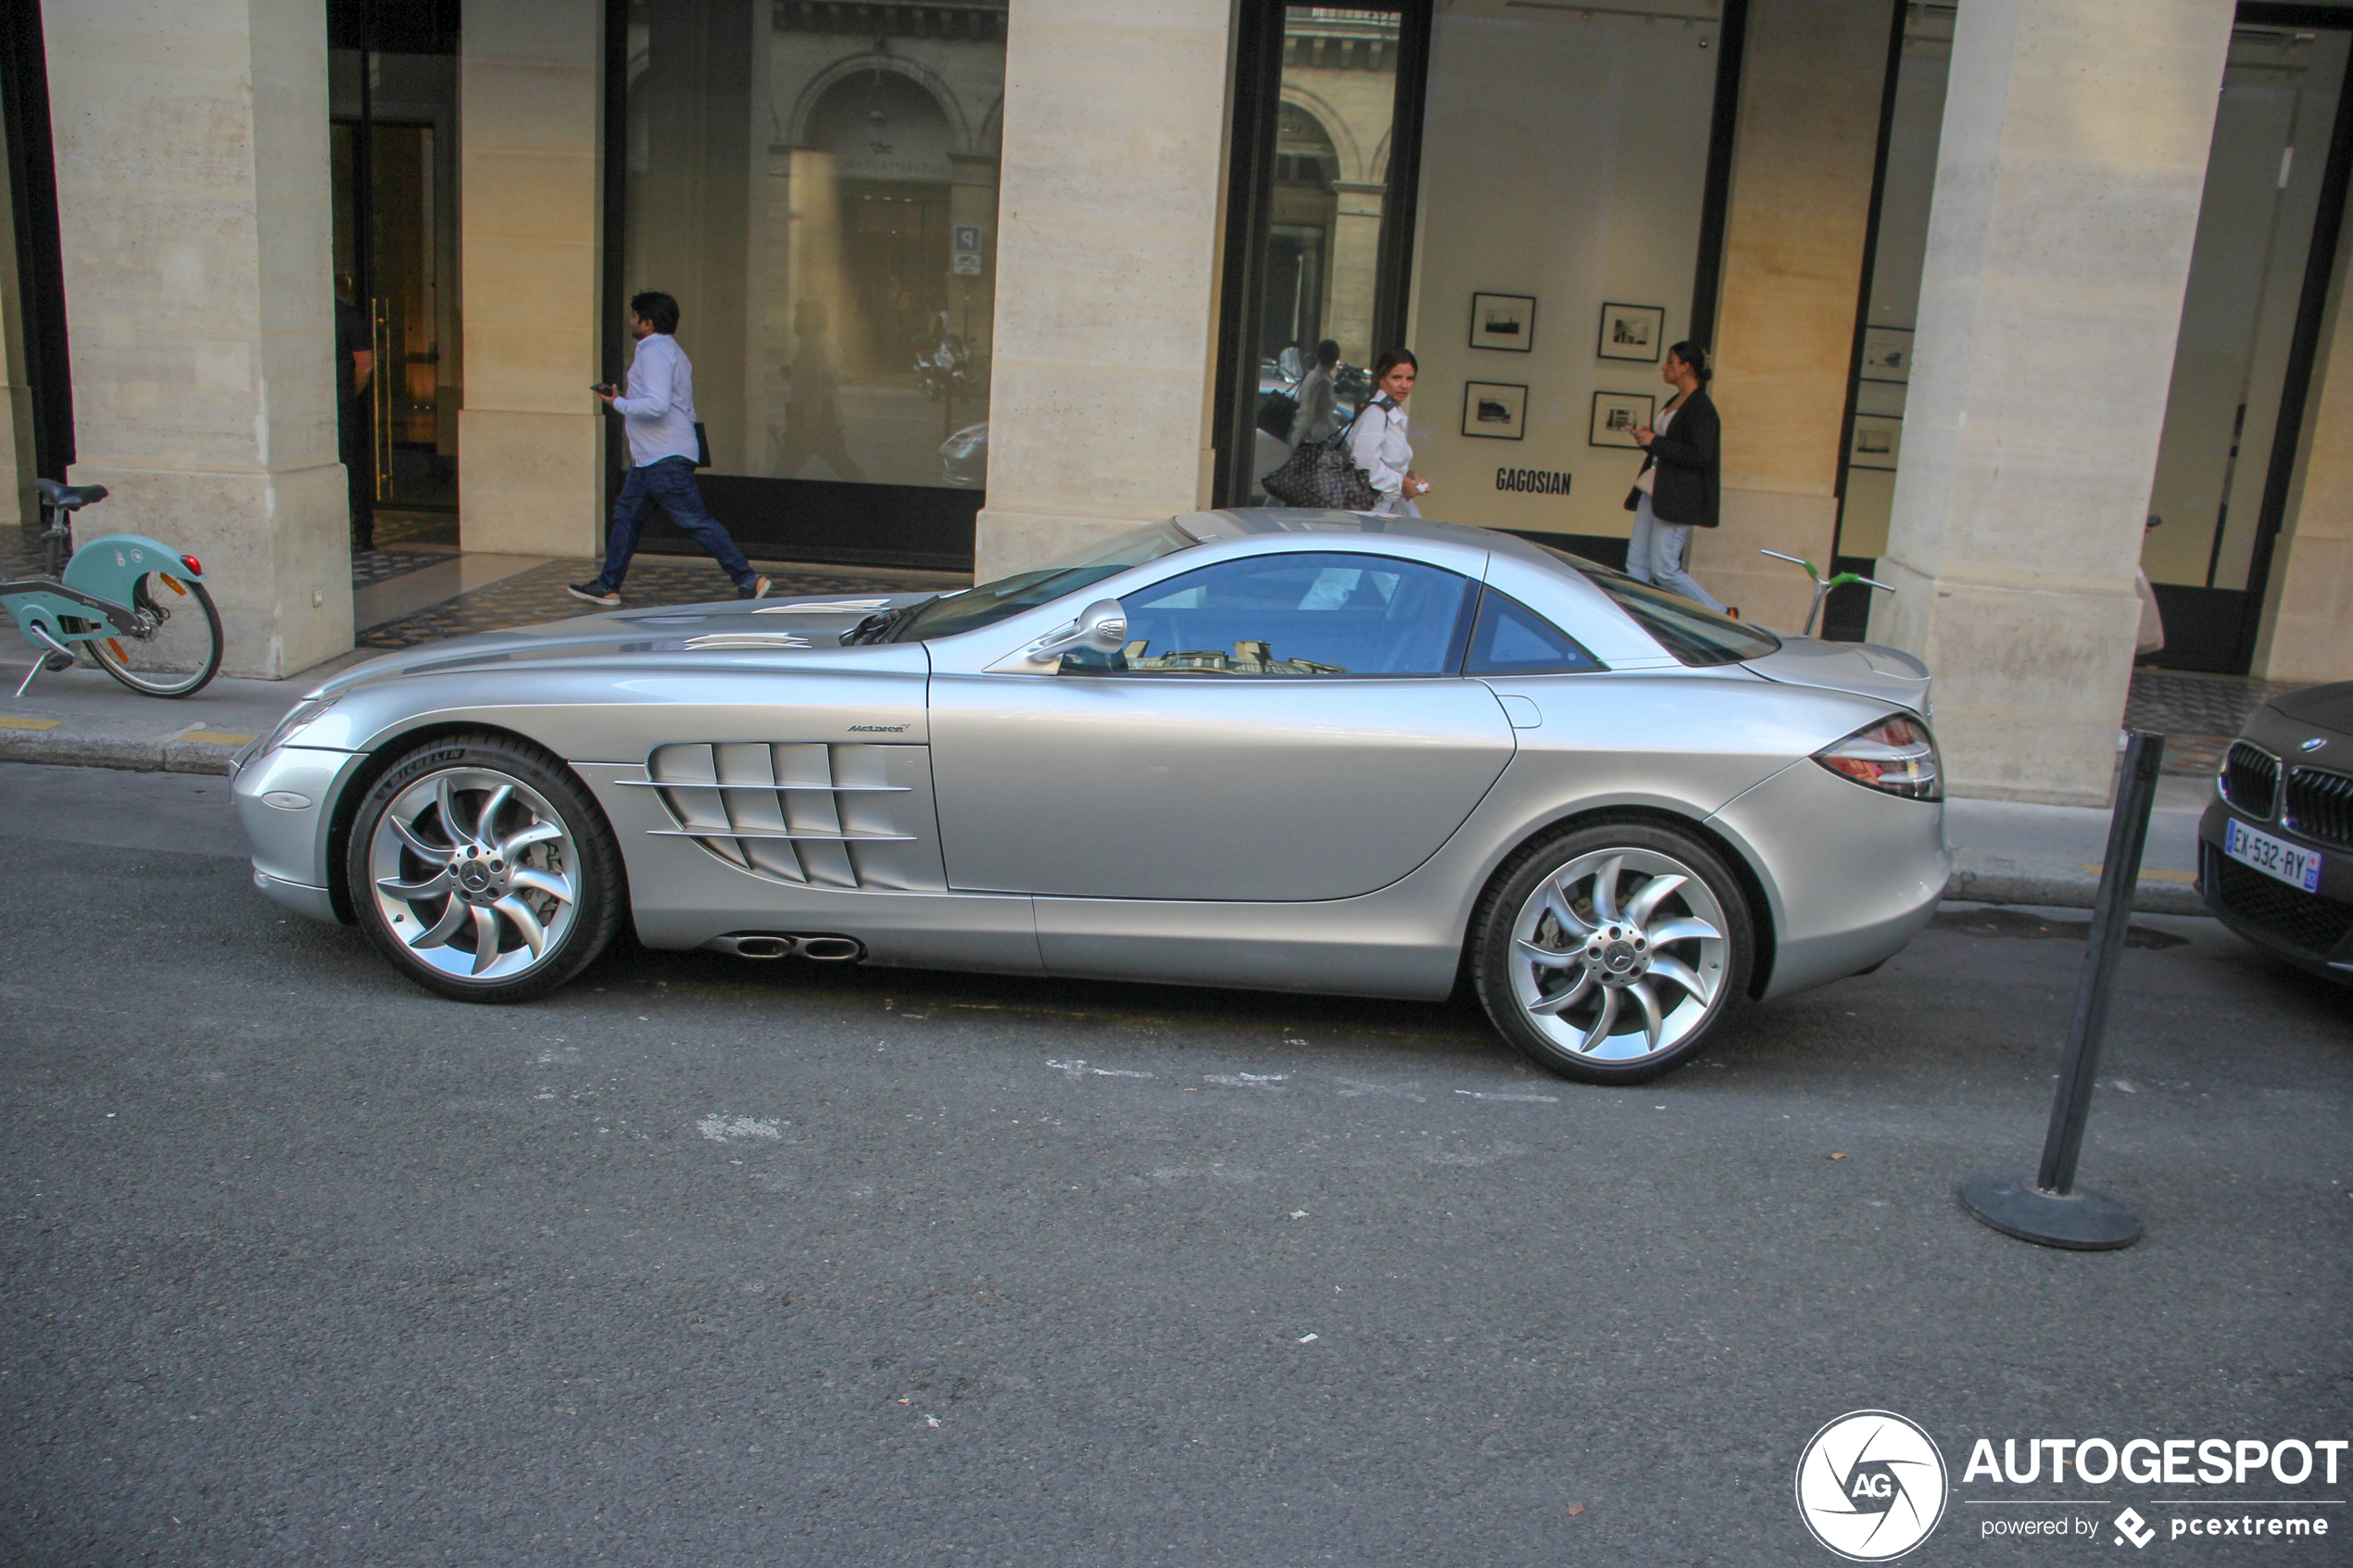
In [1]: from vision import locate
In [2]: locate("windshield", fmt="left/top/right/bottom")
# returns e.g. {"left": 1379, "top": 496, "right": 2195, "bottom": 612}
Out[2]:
{"left": 1535, "top": 544, "right": 1782, "bottom": 667}
{"left": 891, "top": 519, "right": 1200, "bottom": 643}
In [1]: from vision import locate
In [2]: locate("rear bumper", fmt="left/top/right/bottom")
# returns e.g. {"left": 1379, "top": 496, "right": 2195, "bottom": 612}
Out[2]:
{"left": 1707, "top": 758, "right": 1949, "bottom": 999}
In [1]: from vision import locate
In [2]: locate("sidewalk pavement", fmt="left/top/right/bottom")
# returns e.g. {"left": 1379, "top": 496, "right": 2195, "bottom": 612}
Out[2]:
{"left": 0, "top": 540, "right": 2241, "bottom": 913}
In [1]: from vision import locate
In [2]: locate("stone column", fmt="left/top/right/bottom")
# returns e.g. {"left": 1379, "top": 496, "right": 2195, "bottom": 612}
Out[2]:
{"left": 43, "top": 0, "right": 350, "bottom": 678}
{"left": 0, "top": 119, "right": 34, "bottom": 529}
{"left": 2254, "top": 251, "right": 2353, "bottom": 684}
{"left": 458, "top": 0, "right": 604, "bottom": 557}
{"left": 1870, "top": 0, "right": 2234, "bottom": 805}
{"left": 1698, "top": 0, "right": 1894, "bottom": 630}
{"left": 1326, "top": 182, "right": 1385, "bottom": 370}
{"left": 973, "top": 0, "right": 1233, "bottom": 581}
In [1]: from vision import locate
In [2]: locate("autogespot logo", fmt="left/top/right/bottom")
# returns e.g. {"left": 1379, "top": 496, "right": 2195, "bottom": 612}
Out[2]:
{"left": 1797, "top": 1411, "right": 1950, "bottom": 1561}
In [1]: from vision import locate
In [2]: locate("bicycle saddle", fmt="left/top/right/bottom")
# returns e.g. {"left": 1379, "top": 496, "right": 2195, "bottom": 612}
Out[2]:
{"left": 33, "top": 478, "right": 108, "bottom": 509}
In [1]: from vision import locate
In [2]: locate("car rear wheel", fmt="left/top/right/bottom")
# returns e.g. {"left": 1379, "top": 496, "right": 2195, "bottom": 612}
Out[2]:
{"left": 1472, "top": 822, "right": 1754, "bottom": 1084}
{"left": 346, "top": 734, "right": 624, "bottom": 1002}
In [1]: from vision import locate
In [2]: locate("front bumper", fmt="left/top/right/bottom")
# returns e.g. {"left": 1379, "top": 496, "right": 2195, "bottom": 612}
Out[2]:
{"left": 2197, "top": 798, "right": 2353, "bottom": 982}
{"left": 230, "top": 742, "right": 364, "bottom": 924}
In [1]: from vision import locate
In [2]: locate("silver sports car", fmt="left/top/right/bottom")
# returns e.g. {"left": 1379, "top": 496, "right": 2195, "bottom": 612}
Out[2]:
{"left": 233, "top": 510, "right": 1949, "bottom": 1083}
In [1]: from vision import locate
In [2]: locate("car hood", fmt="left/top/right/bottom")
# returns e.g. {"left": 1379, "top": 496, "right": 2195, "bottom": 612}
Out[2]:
{"left": 1739, "top": 637, "right": 1931, "bottom": 715}
{"left": 2269, "top": 680, "right": 2353, "bottom": 740}
{"left": 312, "top": 592, "right": 945, "bottom": 694}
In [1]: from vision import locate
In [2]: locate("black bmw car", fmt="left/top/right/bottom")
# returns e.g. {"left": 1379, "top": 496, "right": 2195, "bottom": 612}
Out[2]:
{"left": 2200, "top": 680, "right": 2353, "bottom": 985}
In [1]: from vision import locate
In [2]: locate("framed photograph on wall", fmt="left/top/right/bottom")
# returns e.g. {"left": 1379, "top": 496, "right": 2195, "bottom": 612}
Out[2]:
{"left": 1589, "top": 391, "right": 1655, "bottom": 448}
{"left": 1849, "top": 413, "right": 1904, "bottom": 470}
{"left": 1861, "top": 325, "right": 1914, "bottom": 383}
{"left": 1469, "top": 293, "right": 1536, "bottom": 352}
{"left": 1463, "top": 382, "right": 1529, "bottom": 440}
{"left": 1598, "top": 302, "right": 1665, "bottom": 362}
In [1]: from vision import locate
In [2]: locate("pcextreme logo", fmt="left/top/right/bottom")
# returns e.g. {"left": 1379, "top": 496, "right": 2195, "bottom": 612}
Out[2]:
{"left": 1796, "top": 1410, "right": 1950, "bottom": 1562}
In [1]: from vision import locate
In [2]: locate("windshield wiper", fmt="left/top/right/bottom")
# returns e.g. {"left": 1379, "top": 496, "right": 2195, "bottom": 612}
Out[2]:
{"left": 841, "top": 596, "right": 938, "bottom": 646}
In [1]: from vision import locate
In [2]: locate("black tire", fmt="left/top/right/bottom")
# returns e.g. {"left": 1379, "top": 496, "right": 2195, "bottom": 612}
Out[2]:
{"left": 87, "top": 575, "right": 224, "bottom": 697}
{"left": 345, "top": 734, "right": 626, "bottom": 1003}
{"left": 1470, "top": 820, "right": 1755, "bottom": 1085}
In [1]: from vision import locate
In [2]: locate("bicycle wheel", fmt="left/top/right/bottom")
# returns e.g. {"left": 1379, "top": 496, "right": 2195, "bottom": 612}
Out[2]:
{"left": 86, "top": 572, "right": 224, "bottom": 697}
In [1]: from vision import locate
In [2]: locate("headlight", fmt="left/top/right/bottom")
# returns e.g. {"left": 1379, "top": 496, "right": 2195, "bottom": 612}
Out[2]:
{"left": 256, "top": 693, "right": 340, "bottom": 759}
{"left": 1814, "top": 713, "right": 1941, "bottom": 800}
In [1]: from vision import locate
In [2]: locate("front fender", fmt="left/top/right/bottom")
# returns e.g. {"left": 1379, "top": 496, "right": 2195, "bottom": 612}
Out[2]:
{"left": 60, "top": 534, "right": 205, "bottom": 607}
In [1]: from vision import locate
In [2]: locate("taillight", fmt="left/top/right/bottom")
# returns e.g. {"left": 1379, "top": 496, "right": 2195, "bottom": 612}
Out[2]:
{"left": 180, "top": 554, "right": 203, "bottom": 576}
{"left": 1814, "top": 714, "right": 1941, "bottom": 801}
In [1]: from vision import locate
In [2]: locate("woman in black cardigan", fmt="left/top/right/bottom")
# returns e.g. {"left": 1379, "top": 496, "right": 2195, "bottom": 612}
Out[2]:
{"left": 1624, "top": 340, "right": 1731, "bottom": 613}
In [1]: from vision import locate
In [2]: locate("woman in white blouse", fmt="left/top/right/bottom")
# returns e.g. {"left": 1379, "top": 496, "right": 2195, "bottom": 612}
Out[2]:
{"left": 1349, "top": 348, "right": 1430, "bottom": 515}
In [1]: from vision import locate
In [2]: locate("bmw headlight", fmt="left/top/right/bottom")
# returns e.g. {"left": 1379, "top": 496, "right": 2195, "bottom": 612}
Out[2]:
{"left": 257, "top": 693, "right": 340, "bottom": 759}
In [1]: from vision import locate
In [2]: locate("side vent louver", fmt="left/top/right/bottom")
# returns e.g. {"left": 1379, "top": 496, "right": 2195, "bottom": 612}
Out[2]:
{"left": 628, "top": 742, "right": 922, "bottom": 889}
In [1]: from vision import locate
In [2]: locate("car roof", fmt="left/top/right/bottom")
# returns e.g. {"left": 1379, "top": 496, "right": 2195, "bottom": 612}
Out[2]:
{"left": 1176, "top": 508, "right": 1587, "bottom": 574}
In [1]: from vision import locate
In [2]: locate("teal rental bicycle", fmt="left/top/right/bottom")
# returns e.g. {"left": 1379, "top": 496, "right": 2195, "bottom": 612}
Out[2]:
{"left": 2, "top": 478, "right": 222, "bottom": 697}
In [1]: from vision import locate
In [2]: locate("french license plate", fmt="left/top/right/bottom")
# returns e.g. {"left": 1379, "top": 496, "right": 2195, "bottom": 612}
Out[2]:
{"left": 2224, "top": 818, "right": 2322, "bottom": 893}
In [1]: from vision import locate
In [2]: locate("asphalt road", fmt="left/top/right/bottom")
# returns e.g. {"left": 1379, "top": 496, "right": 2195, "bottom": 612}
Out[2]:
{"left": 1, "top": 761, "right": 2346, "bottom": 1567}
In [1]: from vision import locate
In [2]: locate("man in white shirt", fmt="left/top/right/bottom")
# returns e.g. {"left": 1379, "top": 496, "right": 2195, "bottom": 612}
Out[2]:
{"left": 569, "top": 292, "right": 771, "bottom": 605}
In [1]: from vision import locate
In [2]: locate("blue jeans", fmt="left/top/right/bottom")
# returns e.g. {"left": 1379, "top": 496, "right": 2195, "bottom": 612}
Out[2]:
{"left": 1627, "top": 492, "right": 1728, "bottom": 614}
{"left": 593, "top": 457, "right": 756, "bottom": 592}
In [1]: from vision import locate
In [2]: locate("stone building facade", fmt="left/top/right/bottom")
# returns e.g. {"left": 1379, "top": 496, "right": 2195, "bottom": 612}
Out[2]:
{"left": 5, "top": 0, "right": 2351, "bottom": 807}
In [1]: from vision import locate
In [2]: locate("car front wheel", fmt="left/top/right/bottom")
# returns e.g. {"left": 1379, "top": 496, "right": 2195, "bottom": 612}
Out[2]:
{"left": 1472, "top": 822, "right": 1755, "bottom": 1084}
{"left": 346, "top": 734, "right": 624, "bottom": 1002}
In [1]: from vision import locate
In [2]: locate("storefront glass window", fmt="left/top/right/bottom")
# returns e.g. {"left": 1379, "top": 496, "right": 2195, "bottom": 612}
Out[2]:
{"left": 2142, "top": 22, "right": 2348, "bottom": 667}
{"left": 1841, "top": 6, "right": 2353, "bottom": 670}
{"left": 622, "top": 1, "right": 1005, "bottom": 567}
{"left": 1251, "top": 11, "right": 1404, "bottom": 478}
{"left": 1401, "top": 0, "right": 1724, "bottom": 544}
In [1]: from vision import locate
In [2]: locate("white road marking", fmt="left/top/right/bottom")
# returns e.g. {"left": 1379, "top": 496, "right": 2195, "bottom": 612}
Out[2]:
{"left": 1046, "top": 1059, "right": 1153, "bottom": 1080}
{"left": 1148, "top": 1165, "right": 1261, "bottom": 1185}
{"left": 1337, "top": 1078, "right": 1426, "bottom": 1101}
{"left": 1202, "top": 1073, "right": 1289, "bottom": 1089}
{"left": 1454, "top": 1089, "right": 1559, "bottom": 1103}
{"left": 697, "top": 1115, "right": 783, "bottom": 1141}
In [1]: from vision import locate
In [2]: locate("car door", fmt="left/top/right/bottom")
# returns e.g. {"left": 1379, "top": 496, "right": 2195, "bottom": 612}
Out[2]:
{"left": 927, "top": 549, "right": 1518, "bottom": 901}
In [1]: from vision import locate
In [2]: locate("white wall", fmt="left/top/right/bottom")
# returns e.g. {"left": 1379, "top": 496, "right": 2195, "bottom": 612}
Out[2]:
{"left": 1404, "top": 0, "right": 1719, "bottom": 544}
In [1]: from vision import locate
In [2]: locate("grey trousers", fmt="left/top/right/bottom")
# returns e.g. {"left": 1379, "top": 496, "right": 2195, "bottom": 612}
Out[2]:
{"left": 1628, "top": 492, "right": 1728, "bottom": 613}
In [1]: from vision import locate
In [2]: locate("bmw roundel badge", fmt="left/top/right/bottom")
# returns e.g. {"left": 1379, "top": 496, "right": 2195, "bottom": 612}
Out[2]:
{"left": 2301, "top": 737, "right": 2328, "bottom": 751}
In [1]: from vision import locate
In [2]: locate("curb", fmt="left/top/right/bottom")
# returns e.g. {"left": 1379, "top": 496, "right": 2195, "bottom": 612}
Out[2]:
{"left": 0, "top": 726, "right": 247, "bottom": 775}
{"left": 1947, "top": 862, "right": 2206, "bottom": 917}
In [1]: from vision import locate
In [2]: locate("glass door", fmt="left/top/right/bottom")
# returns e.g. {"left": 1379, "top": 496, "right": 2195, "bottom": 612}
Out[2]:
{"left": 331, "top": 44, "right": 462, "bottom": 536}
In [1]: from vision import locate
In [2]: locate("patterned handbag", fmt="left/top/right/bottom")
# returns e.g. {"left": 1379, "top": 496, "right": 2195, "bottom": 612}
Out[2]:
{"left": 1261, "top": 411, "right": 1379, "bottom": 511}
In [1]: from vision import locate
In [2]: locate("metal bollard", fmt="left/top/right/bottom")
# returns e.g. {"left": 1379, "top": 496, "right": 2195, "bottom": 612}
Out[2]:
{"left": 1958, "top": 730, "right": 2166, "bottom": 1250}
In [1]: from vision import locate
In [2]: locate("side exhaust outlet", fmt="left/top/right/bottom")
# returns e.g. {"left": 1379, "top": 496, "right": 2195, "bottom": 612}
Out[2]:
{"left": 703, "top": 933, "right": 863, "bottom": 962}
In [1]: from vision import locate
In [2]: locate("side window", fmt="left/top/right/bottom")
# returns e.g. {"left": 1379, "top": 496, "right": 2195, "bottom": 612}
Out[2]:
{"left": 1463, "top": 588, "right": 1605, "bottom": 675}
{"left": 1092, "top": 552, "right": 1477, "bottom": 676}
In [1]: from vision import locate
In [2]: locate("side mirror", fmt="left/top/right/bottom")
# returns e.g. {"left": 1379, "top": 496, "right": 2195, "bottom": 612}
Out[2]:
{"left": 1025, "top": 598, "right": 1127, "bottom": 665}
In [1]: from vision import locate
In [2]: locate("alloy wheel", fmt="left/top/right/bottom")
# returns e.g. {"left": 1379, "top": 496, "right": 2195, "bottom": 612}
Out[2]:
{"left": 366, "top": 766, "right": 580, "bottom": 983}
{"left": 1506, "top": 846, "right": 1730, "bottom": 1065}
